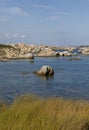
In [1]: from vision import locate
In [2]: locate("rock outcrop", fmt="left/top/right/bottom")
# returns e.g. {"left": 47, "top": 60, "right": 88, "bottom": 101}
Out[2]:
{"left": 0, "top": 44, "right": 20, "bottom": 58}
{"left": 37, "top": 48, "right": 56, "bottom": 57}
{"left": 34, "top": 66, "right": 54, "bottom": 76}
{"left": 79, "top": 47, "right": 89, "bottom": 55}
{"left": 59, "top": 51, "right": 72, "bottom": 56}
{"left": 1, "top": 43, "right": 89, "bottom": 59}
{"left": 19, "top": 53, "right": 34, "bottom": 59}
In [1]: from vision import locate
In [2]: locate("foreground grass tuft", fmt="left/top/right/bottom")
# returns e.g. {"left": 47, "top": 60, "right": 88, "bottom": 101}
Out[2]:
{"left": 0, "top": 95, "right": 89, "bottom": 130}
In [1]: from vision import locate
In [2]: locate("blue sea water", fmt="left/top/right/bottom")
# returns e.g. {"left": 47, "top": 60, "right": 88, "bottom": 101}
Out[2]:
{"left": 0, "top": 56, "right": 89, "bottom": 103}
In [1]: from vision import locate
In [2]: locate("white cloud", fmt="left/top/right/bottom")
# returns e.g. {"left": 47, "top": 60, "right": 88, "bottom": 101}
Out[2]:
{"left": 4, "top": 33, "right": 26, "bottom": 39}
{"left": 4, "top": 33, "right": 25, "bottom": 39}
{"left": 32, "top": 4, "right": 52, "bottom": 10}
{"left": 0, "top": 7, "right": 29, "bottom": 16}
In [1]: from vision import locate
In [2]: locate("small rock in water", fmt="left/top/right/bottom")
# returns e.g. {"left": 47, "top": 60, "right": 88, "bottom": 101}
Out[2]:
{"left": 34, "top": 65, "right": 54, "bottom": 76}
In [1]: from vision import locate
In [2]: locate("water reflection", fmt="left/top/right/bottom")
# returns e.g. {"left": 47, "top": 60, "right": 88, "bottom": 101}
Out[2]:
{"left": 38, "top": 75, "right": 54, "bottom": 80}
{"left": 21, "top": 71, "right": 30, "bottom": 75}
{"left": 30, "top": 59, "right": 34, "bottom": 63}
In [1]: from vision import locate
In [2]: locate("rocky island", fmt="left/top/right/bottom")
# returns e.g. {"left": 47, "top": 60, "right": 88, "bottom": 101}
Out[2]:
{"left": 0, "top": 43, "right": 89, "bottom": 60}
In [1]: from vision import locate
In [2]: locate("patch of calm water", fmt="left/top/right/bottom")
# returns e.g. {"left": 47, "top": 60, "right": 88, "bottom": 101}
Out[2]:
{"left": 0, "top": 56, "right": 89, "bottom": 103}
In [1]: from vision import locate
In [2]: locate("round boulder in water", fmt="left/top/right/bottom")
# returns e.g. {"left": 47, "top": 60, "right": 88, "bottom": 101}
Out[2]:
{"left": 34, "top": 66, "right": 54, "bottom": 76}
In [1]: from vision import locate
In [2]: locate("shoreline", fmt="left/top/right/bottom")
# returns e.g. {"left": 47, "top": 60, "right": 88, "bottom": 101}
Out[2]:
{"left": 0, "top": 43, "right": 89, "bottom": 59}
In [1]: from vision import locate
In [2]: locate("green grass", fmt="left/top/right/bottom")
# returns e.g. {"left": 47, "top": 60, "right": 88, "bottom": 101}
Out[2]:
{"left": 0, "top": 95, "right": 89, "bottom": 130}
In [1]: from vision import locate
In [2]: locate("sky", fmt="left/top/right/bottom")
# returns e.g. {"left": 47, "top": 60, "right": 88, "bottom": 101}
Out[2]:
{"left": 0, "top": 0, "right": 89, "bottom": 46}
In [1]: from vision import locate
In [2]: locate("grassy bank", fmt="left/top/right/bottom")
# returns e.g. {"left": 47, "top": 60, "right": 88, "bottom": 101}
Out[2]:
{"left": 0, "top": 95, "right": 89, "bottom": 130}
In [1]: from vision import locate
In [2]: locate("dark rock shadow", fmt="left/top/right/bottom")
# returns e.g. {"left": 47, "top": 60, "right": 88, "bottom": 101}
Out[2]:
{"left": 35, "top": 74, "right": 54, "bottom": 80}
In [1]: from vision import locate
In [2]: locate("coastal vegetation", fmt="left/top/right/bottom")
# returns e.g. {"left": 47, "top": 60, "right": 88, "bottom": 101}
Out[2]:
{"left": 0, "top": 44, "right": 16, "bottom": 49}
{"left": 0, "top": 95, "right": 89, "bottom": 130}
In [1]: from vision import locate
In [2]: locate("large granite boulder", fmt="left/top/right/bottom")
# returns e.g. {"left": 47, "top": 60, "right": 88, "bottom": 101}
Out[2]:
{"left": 34, "top": 66, "right": 54, "bottom": 75}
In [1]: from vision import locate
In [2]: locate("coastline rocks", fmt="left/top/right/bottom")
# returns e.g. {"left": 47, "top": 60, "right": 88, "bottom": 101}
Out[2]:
{"left": 0, "top": 58, "right": 10, "bottom": 62}
{"left": 34, "top": 66, "right": 54, "bottom": 76}
{"left": 37, "top": 48, "right": 56, "bottom": 57}
{"left": 2, "top": 43, "right": 89, "bottom": 59}
{"left": 10, "top": 43, "right": 36, "bottom": 56}
{"left": 51, "top": 46, "right": 75, "bottom": 52}
{"left": 79, "top": 47, "right": 89, "bottom": 55}
{"left": 0, "top": 44, "right": 20, "bottom": 59}
{"left": 59, "top": 51, "right": 72, "bottom": 56}
{"left": 55, "top": 52, "right": 60, "bottom": 56}
{"left": 19, "top": 53, "right": 34, "bottom": 59}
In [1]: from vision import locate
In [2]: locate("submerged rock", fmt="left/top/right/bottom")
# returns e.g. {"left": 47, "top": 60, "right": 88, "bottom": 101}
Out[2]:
{"left": 34, "top": 66, "right": 54, "bottom": 76}
{"left": 69, "top": 57, "right": 81, "bottom": 60}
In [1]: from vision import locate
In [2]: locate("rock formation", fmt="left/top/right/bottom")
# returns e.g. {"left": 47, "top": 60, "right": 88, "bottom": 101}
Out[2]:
{"left": 1, "top": 43, "right": 89, "bottom": 60}
{"left": 0, "top": 44, "right": 20, "bottom": 58}
{"left": 34, "top": 66, "right": 54, "bottom": 76}
{"left": 19, "top": 53, "right": 34, "bottom": 59}
{"left": 37, "top": 48, "right": 56, "bottom": 57}
{"left": 79, "top": 47, "right": 89, "bottom": 55}
{"left": 59, "top": 51, "right": 72, "bottom": 56}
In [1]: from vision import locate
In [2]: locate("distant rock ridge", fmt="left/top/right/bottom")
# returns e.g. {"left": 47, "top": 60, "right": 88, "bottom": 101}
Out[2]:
{"left": 0, "top": 43, "right": 88, "bottom": 59}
